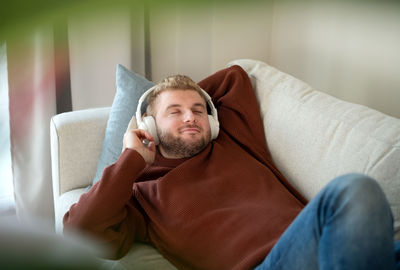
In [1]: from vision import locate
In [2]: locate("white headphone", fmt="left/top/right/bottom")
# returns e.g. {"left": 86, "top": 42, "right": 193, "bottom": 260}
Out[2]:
{"left": 135, "top": 85, "right": 220, "bottom": 145}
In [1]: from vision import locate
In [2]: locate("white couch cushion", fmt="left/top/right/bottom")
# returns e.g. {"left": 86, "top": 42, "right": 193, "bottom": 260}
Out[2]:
{"left": 100, "top": 243, "right": 177, "bottom": 270}
{"left": 229, "top": 59, "right": 400, "bottom": 239}
{"left": 56, "top": 188, "right": 87, "bottom": 233}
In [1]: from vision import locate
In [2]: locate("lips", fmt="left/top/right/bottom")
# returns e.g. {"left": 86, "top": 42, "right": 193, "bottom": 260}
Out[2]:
{"left": 179, "top": 125, "right": 201, "bottom": 134}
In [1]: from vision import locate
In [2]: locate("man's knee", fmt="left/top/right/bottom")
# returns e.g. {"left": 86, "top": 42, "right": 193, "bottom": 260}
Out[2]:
{"left": 329, "top": 173, "right": 379, "bottom": 194}
{"left": 327, "top": 173, "right": 390, "bottom": 214}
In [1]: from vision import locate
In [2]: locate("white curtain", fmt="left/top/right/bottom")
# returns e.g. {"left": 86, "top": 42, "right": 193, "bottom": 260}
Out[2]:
{"left": 4, "top": 5, "right": 139, "bottom": 228}
{"left": 0, "top": 42, "right": 14, "bottom": 216}
{"left": 7, "top": 25, "right": 57, "bottom": 225}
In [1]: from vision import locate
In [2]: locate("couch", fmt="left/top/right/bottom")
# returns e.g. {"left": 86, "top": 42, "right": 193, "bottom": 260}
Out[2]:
{"left": 51, "top": 59, "right": 400, "bottom": 269}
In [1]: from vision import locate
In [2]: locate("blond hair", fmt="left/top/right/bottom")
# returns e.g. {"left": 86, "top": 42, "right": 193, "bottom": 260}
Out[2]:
{"left": 146, "top": 75, "right": 205, "bottom": 116}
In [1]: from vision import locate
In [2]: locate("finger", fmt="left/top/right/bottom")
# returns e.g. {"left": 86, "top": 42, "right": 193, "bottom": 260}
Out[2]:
{"left": 143, "top": 130, "right": 155, "bottom": 141}
{"left": 132, "top": 129, "right": 149, "bottom": 140}
{"left": 148, "top": 141, "right": 156, "bottom": 152}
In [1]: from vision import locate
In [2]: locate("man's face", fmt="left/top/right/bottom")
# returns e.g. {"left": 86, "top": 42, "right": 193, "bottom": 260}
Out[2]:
{"left": 153, "top": 89, "right": 211, "bottom": 159}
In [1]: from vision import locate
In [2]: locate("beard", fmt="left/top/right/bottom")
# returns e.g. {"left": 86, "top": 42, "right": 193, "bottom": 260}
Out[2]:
{"left": 157, "top": 125, "right": 211, "bottom": 158}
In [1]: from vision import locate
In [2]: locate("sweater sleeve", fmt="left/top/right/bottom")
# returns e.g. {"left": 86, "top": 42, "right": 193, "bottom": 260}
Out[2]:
{"left": 198, "top": 65, "right": 271, "bottom": 165}
{"left": 63, "top": 149, "right": 148, "bottom": 259}
{"left": 199, "top": 65, "right": 308, "bottom": 204}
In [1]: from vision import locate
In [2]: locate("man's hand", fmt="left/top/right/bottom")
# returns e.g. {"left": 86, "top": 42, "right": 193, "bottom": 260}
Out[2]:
{"left": 123, "top": 129, "right": 156, "bottom": 165}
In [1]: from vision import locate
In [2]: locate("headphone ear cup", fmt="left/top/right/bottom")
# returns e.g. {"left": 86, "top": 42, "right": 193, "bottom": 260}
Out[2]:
{"left": 139, "top": 116, "right": 159, "bottom": 145}
{"left": 208, "top": 115, "right": 220, "bottom": 140}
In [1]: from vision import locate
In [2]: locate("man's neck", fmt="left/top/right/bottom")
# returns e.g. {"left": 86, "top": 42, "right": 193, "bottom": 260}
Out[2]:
{"left": 153, "top": 150, "right": 189, "bottom": 167}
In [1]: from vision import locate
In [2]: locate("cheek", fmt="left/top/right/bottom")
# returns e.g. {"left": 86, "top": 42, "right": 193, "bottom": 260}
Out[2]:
{"left": 156, "top": 118, "right": 179, "bottom": 132}
{"left": 200, "top": 117, "right": 211, "bottom": 130}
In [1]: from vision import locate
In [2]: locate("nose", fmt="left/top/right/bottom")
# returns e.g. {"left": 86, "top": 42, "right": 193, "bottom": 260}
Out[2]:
{"left": 183, "top": 111, "right": 196, "bottom": 123}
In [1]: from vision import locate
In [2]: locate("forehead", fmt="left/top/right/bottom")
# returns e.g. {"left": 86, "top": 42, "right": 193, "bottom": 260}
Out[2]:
{"left": 156, "top": 89, "right": 206, "bottom": 108}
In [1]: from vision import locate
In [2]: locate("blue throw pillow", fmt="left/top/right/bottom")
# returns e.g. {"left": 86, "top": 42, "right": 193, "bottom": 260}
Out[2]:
{"left": 92, "top": 64, "right": 154, "bottom": 184}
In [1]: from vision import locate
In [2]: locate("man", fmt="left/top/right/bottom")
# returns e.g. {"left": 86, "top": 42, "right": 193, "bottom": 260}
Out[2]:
{"left": 64, "top": 66, "right": 399, "bottom": 270}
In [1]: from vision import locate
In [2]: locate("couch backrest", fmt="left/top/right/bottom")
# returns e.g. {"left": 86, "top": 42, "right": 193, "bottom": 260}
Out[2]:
{"left": 229, "top": 59, "right": 400, "bottom": 236}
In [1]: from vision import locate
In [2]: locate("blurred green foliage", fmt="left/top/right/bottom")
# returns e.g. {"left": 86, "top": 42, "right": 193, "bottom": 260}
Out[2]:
{"left": 0, "top": 0, "right": 266, "bottom": 40}
{"left": 1, "top": 0, "right": 397, "bottom": 41}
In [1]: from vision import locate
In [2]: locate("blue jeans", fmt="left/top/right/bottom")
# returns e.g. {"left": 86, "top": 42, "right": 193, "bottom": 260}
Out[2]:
{"left": 255, "top": 173, "right": 400, "bottom": 270}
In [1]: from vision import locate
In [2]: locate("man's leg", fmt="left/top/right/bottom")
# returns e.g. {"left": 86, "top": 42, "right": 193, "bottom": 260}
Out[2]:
{"left": 254, "top": 173, "right": 397, "bottom": 270}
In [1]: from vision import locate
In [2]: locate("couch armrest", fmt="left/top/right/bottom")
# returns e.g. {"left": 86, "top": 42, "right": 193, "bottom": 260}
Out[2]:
{"left": 50, "top": 107, "right": 110, "bottom": 204}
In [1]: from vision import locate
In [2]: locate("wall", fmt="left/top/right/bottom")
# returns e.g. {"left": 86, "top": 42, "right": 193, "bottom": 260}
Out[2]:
{"left": 67, "top": 1, "right": 400, "bottom": 118}
{"left": 149, "top": 1, "right": 274, "bottom": 82}
{"left": 269, "top": 1, "right": 400, "bottom": 118}
{"left": 68, "top": 6, "right": 144, "bottom": 110}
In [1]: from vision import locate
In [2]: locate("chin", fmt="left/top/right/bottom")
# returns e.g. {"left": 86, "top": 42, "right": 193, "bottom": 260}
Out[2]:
{"left": 183, "top": 136, "right": 207, "bottom": 144}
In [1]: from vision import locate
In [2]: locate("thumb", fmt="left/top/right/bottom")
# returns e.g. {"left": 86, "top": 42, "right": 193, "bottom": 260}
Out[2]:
{"left": 148, "top": 141, "right": 156, "bottom": 152}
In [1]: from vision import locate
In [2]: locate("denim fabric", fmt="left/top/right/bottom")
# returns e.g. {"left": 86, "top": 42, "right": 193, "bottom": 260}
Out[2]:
{"left": 395, "top": 241, "right": 400, "bottom": 269}
{"left": 255, "top": 173, "right": 400, "bottom": 270}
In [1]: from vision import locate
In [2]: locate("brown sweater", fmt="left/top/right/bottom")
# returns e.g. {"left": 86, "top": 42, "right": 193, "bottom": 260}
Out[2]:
{"left": 64, "top": 65, "right": 306, "bottom": 270}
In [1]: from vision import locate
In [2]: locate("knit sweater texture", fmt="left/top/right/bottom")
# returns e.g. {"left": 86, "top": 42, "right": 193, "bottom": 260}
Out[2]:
{"left": 63, "top": 65, "right": 306, "bottom": 270}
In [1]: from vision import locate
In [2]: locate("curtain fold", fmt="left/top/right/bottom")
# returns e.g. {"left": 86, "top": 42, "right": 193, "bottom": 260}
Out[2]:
{"left": 7, "top": 25, "right": 57, "bottom": 226}
{"left": 0, "top": 42, "right": 15, "bottom": 216}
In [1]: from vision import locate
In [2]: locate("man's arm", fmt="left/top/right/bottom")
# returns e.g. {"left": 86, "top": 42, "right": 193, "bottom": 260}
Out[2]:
{"left": 199, "top": 65, "right": 270, "bottom": 165}
{"left": 199, "top": 65, "right": 308, "bottom": 204}
{"left": 63, "top": 147, "right": 149, "bottom": 259}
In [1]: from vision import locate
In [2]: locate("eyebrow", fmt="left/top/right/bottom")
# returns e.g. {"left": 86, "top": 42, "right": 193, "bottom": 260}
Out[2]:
{"left": 165, "top": 103, "right": 206, "bottom": 111}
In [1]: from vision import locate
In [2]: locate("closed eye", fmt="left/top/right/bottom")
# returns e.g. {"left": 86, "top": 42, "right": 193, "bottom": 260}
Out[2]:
{"left": 192, "top": 104, "right": 206, "bottom": 115}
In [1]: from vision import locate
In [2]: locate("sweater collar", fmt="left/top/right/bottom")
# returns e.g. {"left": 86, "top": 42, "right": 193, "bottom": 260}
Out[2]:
{"left": 152, "top": 152, "right": 189, "bottom": 168}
